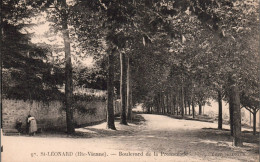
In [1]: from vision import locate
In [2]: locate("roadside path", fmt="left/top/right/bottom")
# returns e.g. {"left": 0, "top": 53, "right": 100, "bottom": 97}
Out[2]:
{"left": 2, "top": 114, "right": 259, "bottom": 162}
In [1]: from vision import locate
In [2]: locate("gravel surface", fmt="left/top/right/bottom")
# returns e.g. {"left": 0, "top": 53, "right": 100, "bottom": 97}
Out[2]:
{"left": 2, "top": 114, "right": 259, "bottom": 162}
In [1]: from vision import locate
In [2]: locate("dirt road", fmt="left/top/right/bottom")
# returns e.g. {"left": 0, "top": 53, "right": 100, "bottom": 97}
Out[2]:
{"left": 2, "top": 114, "right": 259, "bottom": 162}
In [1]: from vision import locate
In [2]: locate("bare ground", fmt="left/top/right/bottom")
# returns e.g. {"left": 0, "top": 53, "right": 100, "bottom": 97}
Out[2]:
{"left": 1, "top": 114, "right": 259, "bottom": 162}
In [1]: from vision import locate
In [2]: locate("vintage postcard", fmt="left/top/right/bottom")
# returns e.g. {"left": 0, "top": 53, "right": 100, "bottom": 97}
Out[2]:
{"left": 1, "top": 0, "right": 259, "bottom": 162}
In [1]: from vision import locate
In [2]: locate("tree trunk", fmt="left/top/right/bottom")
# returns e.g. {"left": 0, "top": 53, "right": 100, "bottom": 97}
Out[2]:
{"left": 0, "top": 14, "right": 2, "bottom": 129}
{"left": 120, "top": 52, "right": 127, "bottom": 125}
{"left": 107, "top": 48, "right": 116, "bottom": 130}
{"left": 184, "top": 100, "right": 187, "bottom": 115}
{"left": 160, "top": 93, "right": 162, "bottom": 114}
{"left": 166, "top": 92, "right": 169, "bottom": 114}
{"left": 253, "top": 110, "right": 256, "bottom": 135}
{"left": 171, "top": 93, "right": 175, "bottom": 115}
{"left": 169, "top": 93, "right": 171, "bottom": 114}
{"left": 188, "top": 101, "right": 191, "bottom": 115}
{"left": 127, "top": 57, "right": 132, "bottom": 121}
{"left": 229, "top": 101, "right": 234, "bottom": 136}
{"left": 173, "top": 96, "right": 176, "bottom": 115}
{"left": 168, "top": 91, "right": 172, "bottom": 114}
{"left": 160, "top": 95, "right": 163, "bottom": 114}
{"left": 192, "top": 100, "right": 195, "bottom": 118}
{"left": 181, "top": 85, "right": 184, "bottom": 117}
{"left": 230, "top": 82, "right": 243, "bottom": 146}
{"left": 218, "top": 90, "right": 222, "bottom": 130}
{"left": 156, "top": 94, "right": 160, "bottom": 113}
{"left": 154, "top": 96, "right": 157, "bottom": 113}
{"left": 157, "top": 93, "right": 160, "bottom": 114}
{"left": 198, "top": 102, "right": 202, "bottom": 115}
{"left": 161, "top": 92, "right": 164, "bottom": 114}
{"left": 61, "top": 0, "right": 74, "bottom": 134}
{"left": 162, "top": 93, "right": 165, "bottom": 114}
{"left": 176, "top": 95, "right": 179, "bottom": 115}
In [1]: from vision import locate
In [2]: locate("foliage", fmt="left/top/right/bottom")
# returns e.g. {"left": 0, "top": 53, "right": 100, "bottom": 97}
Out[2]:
{"left": 74, "top": 67, "right": 107, "bottom": 90}
{"left": 1, "top": 2, "right": 65, "bottom": 101}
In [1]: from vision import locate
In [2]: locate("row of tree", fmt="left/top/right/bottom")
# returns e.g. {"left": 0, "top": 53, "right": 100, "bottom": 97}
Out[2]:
{"left": 2, "top": 0, "right": 259, "bottom": 147}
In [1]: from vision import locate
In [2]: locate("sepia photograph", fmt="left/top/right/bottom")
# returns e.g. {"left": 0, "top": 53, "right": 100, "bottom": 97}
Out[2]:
{"left": 1, "top": 0, "right": 259, "bottom": 162}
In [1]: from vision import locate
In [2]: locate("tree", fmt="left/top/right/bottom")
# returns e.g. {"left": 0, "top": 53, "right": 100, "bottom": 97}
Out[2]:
{"left": 189, "top": 0, "right": 259, "bottom": 146}
{"left": 241, "top": 91, "right": 260, "bottom": 135}
{"left": 120, "top": 51, "right": 127, "bottom": 124}
{"left": 126, "top": 56, "right": 133, "bottom": 120}
{"left": 107, "top": 47, "right": 117, "bottom": 130}
{"left": 217, "top": 90, "right": 223, "bottom": 130}
{"left": 36, "top": 0, "right": 78, "bottom": 134}
{"left": 67, "top": 0, "right": 120, "bottom": 129}
{"left": 59, "top": 0, "right": 75, "bottom": 134}
{"left": 229, "top": 75, "right": 242, "bottom": 146}
{"left": 2, "top": 0, "right": 65, "bottom": 102}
